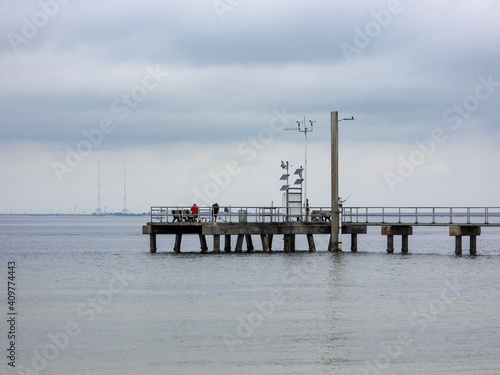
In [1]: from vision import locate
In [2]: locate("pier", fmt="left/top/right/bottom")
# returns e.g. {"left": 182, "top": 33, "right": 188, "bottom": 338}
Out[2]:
{"left": 142, "top": 206, "right": 500, "bottom": 255}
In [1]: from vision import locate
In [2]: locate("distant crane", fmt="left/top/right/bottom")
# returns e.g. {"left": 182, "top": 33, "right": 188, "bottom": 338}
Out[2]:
{"left": 122, "top": 166, "right": 129, "bottom": 214}
{"left": 95, "top": 164, "right": 102, "bottom": 215}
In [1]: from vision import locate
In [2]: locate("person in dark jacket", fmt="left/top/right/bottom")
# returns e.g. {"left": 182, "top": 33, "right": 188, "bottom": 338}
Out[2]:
{"left": 212, "top": 203, "right": 220, "bottom": 222}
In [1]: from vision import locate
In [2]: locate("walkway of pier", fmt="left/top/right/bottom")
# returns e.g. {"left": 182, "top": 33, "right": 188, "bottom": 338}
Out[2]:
{"left": 142, "top": 206, "right": 500, "bottom": 255}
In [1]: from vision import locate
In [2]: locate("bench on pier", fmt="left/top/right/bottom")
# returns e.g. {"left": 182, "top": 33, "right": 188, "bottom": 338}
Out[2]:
{"left": 311, "top": 210, "right": 331, "bottom": 222}
{"left": 172, "top": 209, "right": 197, "bottom": 222}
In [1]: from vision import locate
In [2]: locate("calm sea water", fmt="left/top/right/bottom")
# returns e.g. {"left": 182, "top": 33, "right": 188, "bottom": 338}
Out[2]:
{"left": 1, "top": 215, "right": 499, "bottom": 375}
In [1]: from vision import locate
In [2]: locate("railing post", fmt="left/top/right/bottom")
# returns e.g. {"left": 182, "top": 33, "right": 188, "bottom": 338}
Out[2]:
{"left": 467, "top": 207, "right": 471, "bottom": 224}
{"left": 449, "top": 207, "right": 453, "bottom": 224}
{"left": 485, "top": 207, "right": 489, "bottom": 224}
{"left": 415, "top": 207, "right": 418, "bottom": 224}
{"left": 398, "top": 207, "right": 401, "bottom": 224}
{"left": 432, "top": 207, "right": 436, "bottom": 224}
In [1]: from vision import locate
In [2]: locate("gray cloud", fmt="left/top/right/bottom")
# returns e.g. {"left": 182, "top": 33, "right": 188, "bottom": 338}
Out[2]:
{"left": 1, "top": 0, "right": 499, "bottom": 212}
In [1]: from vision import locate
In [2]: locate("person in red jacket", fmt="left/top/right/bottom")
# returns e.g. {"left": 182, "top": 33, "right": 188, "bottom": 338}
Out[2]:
{"left": 190, "top": 204, "right": 199, "bottom": 222}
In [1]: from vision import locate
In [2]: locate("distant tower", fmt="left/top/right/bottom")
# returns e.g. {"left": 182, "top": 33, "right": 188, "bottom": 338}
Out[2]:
{"left": 95, "top": 164, "right": 102, "bottom": 215}
{"left": 122, "top": 166, "right": 129, "bottom": 214}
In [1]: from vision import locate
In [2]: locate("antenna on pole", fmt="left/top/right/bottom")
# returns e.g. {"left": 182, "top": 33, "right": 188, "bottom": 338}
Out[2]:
{"left": 122, "top": 165, "right": 129, "bottom": 214}
{"left": 95, "top": 164, "right": 102, "bottom": 215}
{"left": 285, "top": 116, "right": 315, "bottom": 216}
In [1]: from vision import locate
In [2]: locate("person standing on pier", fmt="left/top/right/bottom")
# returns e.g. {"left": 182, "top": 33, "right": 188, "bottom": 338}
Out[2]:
{"left": 305, "top": 199, "right": 310, "bottom": 222}
{"left": 212, "top": 203, "right": 220, "bottom": 222}
{"left": 190, "top": 203, "right": 199, "bottom": 222}
{"left": 338, "top": 197, "right": 346, "bottom": 213}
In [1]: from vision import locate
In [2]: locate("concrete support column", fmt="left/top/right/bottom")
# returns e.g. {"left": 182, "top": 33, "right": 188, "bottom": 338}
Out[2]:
{"left": 450, "top": 226, "right": 481, "bottom": 256}
{"left": 290, "top": 234, "right": 296, "bottom": 252}
{"left": 402, "top": 235, "right": 409, "bottom": 254}
{"left": 224, "top": 235, "right": 231, "bottom": 252}
{"left": 150, "top": 234, "right": 157, "bottom": 253}
{"left": 268, "top": 235, "right": 274, "bottom": 250}
{"left": 245, "top": 235, "right": 254, "bottom": 251}
{"left": 307, "top": 234, "right": 316, "bottom": 252}
{"left": 213, "top": 235, "right": 221, "bottom": 253}
{"left": 261, "top": 235, "right": 271, "bottom": 252}
{"left": 199, "top": 234, "right": 208, "bottom": 253}
{"left": 455, "top": 236, "right": 462, "bottom": 255}
{"left": 470, "top": 235, "right": 477, "bottom": 256}
{"left": 235, "top": 235, "right": 244, "bottom": 253}
{"left": 386, "top": 235, "right": 394, "bottom": 254}
{"left": 284, "top": 235, "right": 291, "bottom": 253}
{"left": 351, "top": 233, "right": 358, "bottom": 253}
{"left": 173, "top": 233, "right": 182, "bottom": 253}
{"left": 342, "top": 225, "right": 366, "bottom": 253}
{"left": 382, "top": 226, "right": 412, "bottom": 254}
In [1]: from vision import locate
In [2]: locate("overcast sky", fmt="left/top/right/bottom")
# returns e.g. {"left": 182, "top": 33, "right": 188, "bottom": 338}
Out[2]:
{"left": 1, "top": 0, "right": 499, "bottom": 214}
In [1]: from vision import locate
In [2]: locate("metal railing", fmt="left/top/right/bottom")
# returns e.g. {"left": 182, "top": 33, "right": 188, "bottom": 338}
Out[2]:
{"left": 342, "top": 207, "right": 500, "bottom": 226}
{"left": 149, "top": 206, "right": 334, "bottom": 224}
{"left": 150, "top": 206, "right": 500, "bottom": 226}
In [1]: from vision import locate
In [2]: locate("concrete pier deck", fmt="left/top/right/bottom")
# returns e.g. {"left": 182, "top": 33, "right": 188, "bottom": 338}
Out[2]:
{"left": 143, "top": 206, "right": 500, "bottom": 254}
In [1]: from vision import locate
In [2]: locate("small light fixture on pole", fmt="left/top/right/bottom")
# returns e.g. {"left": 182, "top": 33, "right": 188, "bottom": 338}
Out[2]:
{"left": 330, "top": 112, "right": 355, "bottom": 252}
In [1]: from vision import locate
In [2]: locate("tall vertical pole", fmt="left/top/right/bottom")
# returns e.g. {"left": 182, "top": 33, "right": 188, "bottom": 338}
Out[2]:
{"left": 330, "top": 111, "right": 339, "bottom": 252}
{"left": 96, "top": 163, "right": 102, "bottom": 215}
{"left": 303, "top": 116, "right": 307, "bottom": 211}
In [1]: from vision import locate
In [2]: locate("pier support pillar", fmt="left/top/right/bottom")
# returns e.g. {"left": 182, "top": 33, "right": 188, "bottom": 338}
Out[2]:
{"left": 386, "top": 235, "right": 394, "bottom": 254}
{"left": 173, "top": 233, "right": 182, "bottom": 253}
{"left": 342, "top": 225, "right": 367, "bottom": 253}
{"left": 150, "top": 234, "right": 157, "bottom": 253}
{"left": 382, "top": 226, "right": 413, "bottom": 254}
{"left": 213, "top": 235, "right": 221, "bottom": 253}
{"left": 307, "top": 234, "right": 316, "bottom": 252}
{"left": 245, "top": 235, "right": 254, "bottom": 251}
{"left": 235, "top": 235, "right": 244, "bottom": 253}
{"left": 351, "top": 234, "right": 358, "bottom": 253}
{"left": 261, "top": 235, "right": 271, "bottom": 252}
{"left": 199, "top": 234, "right": 208, "bottom": 253}
{"left": 455, "top": 236, "right": 462, "bottom": 255}
{"left": 224, "top": 235, "right": 232, "bottom": 252}
{"left": 449, "top": 226, "right": 481, "bottom": 256}
{"left": 470, "top": 235, "right": 477, "bottom": 256}
{"left": 402, "top": 235, "right": 409, "bottom": 254}
{"left": 268, "top": 235, "right": 274, "bottom": 251}
{"left": 284, "top": 235, "right": 292, "bottom": 253}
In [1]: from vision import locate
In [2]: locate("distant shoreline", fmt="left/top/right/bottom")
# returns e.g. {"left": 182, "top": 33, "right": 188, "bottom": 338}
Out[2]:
{"left": 0, "top": 213, "right": 150, "bottom": 217}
